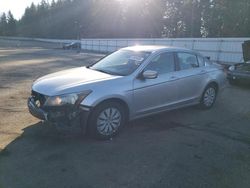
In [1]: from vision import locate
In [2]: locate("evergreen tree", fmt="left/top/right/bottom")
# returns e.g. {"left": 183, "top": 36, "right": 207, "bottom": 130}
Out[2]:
{"left": 0, "top": 13, "right": 8, "bottom": 36}
{"left": 1, "top": 0, "right": 250, "bottom": 38}
{"left": 6, "top": 11, "right": 17, "bottom": 36}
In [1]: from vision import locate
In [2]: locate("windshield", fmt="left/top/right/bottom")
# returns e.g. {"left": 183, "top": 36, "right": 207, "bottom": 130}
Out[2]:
{"left": 90, "top": 50, "right": 151, "bottom": 76}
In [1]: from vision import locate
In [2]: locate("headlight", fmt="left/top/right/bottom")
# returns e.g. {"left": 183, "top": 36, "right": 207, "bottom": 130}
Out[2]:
{"left": 228, "top": 65, "right": 235, "bottom": 71}
{"left": 44, "top": 91, "right": 92, "bottom": 107}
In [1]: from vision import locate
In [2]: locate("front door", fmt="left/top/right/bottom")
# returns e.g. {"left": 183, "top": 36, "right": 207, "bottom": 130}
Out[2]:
{"left": 133, "top": 52, "right": 179, "bottom": 116}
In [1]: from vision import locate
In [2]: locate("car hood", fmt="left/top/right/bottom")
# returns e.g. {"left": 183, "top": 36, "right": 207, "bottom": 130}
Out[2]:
{"left": 32, "top": 67, "right": 117, "bottom": 96}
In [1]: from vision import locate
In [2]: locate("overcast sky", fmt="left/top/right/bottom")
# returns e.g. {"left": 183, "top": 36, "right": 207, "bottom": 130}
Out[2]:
{"left": 0, "top": 0, "right": 51, "bottom": 20}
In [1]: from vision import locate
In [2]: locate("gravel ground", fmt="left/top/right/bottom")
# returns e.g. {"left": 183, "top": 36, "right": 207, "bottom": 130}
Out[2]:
{"left": 0, "top": 39, "right": 250, "bottom": 188}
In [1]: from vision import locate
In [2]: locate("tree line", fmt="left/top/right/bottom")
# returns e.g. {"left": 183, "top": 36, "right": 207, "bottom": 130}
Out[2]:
{"left": 0, "top": 0, "right": 250, "bottom": 39}
{"left": 0, "top": 11, "right": 17, "bottom": 36}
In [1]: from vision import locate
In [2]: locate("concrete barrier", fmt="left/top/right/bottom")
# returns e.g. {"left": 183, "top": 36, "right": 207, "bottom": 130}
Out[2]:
{"left": 80, "top": 38, "right": 250, "bottom": 64}
{"left": 1, "top": 36, "right": 249, "bottom": 63}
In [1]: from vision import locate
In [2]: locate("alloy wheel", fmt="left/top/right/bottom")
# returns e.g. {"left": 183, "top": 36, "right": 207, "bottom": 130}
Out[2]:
{"left": 96, "top": 107, "right": 121, "bottom": 136}
{"left": 203, "top": 87, "right": 216, "bottom": 107}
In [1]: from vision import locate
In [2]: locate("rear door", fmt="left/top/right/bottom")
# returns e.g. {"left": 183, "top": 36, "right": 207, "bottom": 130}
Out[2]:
{"left": 173, "top": 52, "right": 208, "bottom": 104}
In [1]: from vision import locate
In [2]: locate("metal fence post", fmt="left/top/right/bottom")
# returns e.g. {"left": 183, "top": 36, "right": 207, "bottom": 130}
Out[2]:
{"left": 192, "top": 39, "right": 195, "bottom": 50}
{"left": 98, "top": 39, "right": 100, "bottom": 52}
{"left": 106, "top": 40, "right": 108, "bottom": 53}
{"left": 217, "top": 39, "right": 223, "bottom": 62}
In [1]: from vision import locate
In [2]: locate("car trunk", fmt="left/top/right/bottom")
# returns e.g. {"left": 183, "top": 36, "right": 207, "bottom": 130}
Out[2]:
{"left": 236, "top": 64, "right": 250, "bottom": 73}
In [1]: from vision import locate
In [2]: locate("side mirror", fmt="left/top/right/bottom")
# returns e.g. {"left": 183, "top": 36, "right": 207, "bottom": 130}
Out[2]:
{"left": 142, "top": 70, "right": 158, "bottom": 79}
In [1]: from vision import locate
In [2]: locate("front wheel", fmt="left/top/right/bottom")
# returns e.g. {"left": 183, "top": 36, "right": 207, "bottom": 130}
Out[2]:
{"left": 88, "top": 102, "right": 126, "bottom": 140}
{"left": 200, "top": 85, "right": 217, "bottom": 109}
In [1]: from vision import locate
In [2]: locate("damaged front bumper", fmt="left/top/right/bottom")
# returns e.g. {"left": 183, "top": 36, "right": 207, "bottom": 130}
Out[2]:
{"left": 28, "top": 97, "right": 48, "bottom": 120}
{"left": 27, "top": 96, "right": 91, "bottom": 134}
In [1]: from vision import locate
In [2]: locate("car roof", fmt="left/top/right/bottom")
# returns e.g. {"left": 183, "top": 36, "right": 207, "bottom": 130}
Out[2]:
{"left": 122, "top": 45, "right": 196, "bottom": 53}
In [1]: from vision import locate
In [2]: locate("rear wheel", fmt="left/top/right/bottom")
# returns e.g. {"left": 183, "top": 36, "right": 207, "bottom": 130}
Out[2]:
{"left": 200, "top": 85, "right": 217, "bottom": 109}
{"left": 88, "top": 102, "right": 126, "bottom": 140}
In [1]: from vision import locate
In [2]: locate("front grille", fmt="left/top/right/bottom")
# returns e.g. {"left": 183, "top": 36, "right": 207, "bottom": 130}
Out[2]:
{"left": 31, "top": 90, "right": 47, "bottom": 107}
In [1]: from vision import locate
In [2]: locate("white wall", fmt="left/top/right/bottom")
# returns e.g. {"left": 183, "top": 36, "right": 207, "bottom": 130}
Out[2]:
{"left": 80, "top": 38, "right": 250, "bottom": 64}
{"left": 1, "top": 36, "right": 249, "bottom": 63}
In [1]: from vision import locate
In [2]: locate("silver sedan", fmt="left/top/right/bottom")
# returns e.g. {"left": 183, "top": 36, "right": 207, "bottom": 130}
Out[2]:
{"left": 28, "top": 46, "right": 226, "bottom": 139}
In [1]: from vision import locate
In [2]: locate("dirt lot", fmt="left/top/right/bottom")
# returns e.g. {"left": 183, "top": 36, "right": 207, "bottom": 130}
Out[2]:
{"left": 0, "top": 39, "right": 250, "bottom": 188}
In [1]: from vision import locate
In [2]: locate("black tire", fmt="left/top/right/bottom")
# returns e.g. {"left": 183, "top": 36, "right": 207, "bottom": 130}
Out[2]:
{"left": 88, "top": 102, "right": 126, "bottom": 140}
{"left": 200, "top": 84, "right": 217, "bottom": 109}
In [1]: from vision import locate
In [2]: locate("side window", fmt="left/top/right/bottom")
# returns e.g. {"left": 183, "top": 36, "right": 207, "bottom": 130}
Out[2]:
{"left": 197, "top": 55, "right": 205, "bottom": 67}
{"left": 145, "top": 52, "right": 175, "bottom": 74}
{"left": 177, "top": 53, "right": 199, "bottom": 70}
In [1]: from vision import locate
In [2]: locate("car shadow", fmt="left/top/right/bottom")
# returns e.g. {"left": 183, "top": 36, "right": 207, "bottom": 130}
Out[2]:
{"left": 0, "top": 106, "right": 196, "bottom": 187}
{"left": 0, "top": 103, "right": 216, "bottom": 188}
{"left": 126, "top": 108, "right": 191, "bottom": 134}
{"left": 0, "top": 121, "right": 89, "bottom": 187}
{"left": 2, "top": 102, "right": 249, "bottom": 188}
{"left": 231, "top": 83, "right": 250, "bottom": 89}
